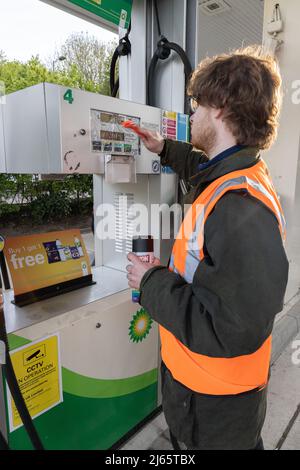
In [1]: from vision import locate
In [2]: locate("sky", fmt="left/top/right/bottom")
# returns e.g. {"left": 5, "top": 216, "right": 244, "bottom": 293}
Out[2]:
{"left": 0, "top": 0, "right": 118, "bottom": 63}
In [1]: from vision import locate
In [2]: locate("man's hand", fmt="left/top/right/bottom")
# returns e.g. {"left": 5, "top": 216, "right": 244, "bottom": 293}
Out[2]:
{"left": 138, "top": 128, "right": 165, "bottom": 155}
{"left": 126, "top": 253, "right": 162, "bottom": 290}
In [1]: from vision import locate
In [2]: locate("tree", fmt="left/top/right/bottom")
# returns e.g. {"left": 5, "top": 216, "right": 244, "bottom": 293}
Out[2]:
{"left": 0, "top": 32, "right": 117, "bottom": 95}
{"left": 0, "top": 56, "right": 49, "bottom": 94}
{"left": 51, "top": 32, "right": 117, "bottom": 95}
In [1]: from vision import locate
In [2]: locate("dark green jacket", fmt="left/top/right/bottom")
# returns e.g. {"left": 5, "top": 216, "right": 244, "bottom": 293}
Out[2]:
{"left": 139, "top": 140, "right": 289, "bottom": 450}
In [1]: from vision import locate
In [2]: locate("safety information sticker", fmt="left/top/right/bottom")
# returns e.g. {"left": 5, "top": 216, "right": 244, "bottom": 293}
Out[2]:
{"left": 91, "top": 109, "right": 141, "bottom": 156}
{"left": 161, "top": 110, "right": 190, "bottom": 174}
{"left": 161, "top": 110, "right": 190, "bottom": 142}
{"left": 161, "top": 111, "right": 177, "bottom": 140}
{"left": 6, "top": 334, "right": 63, "bottom": 432}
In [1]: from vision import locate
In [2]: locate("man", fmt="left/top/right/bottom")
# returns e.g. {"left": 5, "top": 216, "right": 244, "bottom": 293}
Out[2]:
{"left": 126, "top": 46, "right": 289, "bottom": 450}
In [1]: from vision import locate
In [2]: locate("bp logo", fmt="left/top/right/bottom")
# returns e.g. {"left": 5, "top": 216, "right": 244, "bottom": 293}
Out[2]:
{"left": 129, "top": 308, "right": 153, "bottom": 343}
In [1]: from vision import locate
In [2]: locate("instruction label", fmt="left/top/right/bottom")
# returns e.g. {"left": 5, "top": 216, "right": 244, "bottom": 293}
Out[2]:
{"left": 6, "top": 334, "right": 63, "bottom": 432}
{"left": 161, "top": 110, "right": 190, "bottom": 174}
{"left": 161, "top": 110, "right": 190, "bottom": 142}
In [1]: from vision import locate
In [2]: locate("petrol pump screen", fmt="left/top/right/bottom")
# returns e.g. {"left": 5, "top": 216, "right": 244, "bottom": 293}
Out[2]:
{"left": 91, "top": 109, "right": 141, "bottom": 156}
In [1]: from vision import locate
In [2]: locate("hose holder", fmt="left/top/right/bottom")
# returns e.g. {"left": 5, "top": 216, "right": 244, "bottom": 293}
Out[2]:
{"left": 117, "top": 35, "right": 132, "bottom": 57}
{"left": 156, "top": 36, "right": 172, "bottom": 60}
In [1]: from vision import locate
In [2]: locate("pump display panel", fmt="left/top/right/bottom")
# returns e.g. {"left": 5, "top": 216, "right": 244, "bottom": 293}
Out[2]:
{"left": 91, "top": 109, "right": 141, "bottom": 156}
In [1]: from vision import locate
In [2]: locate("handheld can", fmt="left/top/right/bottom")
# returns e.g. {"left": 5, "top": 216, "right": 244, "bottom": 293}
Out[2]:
{"left": 132, "top": 236, "right": 154, "bottom": 303}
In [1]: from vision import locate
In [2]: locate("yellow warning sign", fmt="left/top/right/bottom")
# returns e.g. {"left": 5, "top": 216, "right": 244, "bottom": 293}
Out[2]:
{"left": 0, "top": 235, "right": 4, "bottom": 252}
{"left": 163, "top": 111, "right": 177, "bottom": 120}
{"left": 7, "top": 334, "right": 62, "bottom": 431}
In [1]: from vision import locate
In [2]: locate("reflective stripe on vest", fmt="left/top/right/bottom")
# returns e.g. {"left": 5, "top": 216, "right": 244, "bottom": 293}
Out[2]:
{"left": 161, "top": 159, "right": 285, "bottom": 395}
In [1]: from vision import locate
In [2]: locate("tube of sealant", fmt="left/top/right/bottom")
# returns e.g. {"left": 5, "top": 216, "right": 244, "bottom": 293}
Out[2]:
{"left": 132, "top": 236, "right": 154, "bottom": 303}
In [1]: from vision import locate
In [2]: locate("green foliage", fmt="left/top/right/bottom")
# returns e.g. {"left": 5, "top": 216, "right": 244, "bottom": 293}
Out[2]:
{"left": 54, "top": 32, "right": 117, "bottom": 95}
{"left": 0, "top": 174, "right": 93, "bottom": 224}
{"left": 30, "top": 193, "right": 72, "bottom": 224}
{"left": 0, "top": 31, "right": 117, "bottom": 95}
{"left": 0, "top": 32, "right": 116, "bottom": 226}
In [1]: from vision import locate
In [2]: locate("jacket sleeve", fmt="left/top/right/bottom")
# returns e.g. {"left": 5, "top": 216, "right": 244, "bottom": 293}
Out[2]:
{"left": 139, "top": 192, "right": 289, "bottom": 358}
{"left": 159, "top": 139, "right": 208, "bottom": 182}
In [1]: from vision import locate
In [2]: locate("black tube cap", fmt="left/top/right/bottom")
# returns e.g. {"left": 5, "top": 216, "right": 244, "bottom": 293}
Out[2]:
{"left": 132, "top": 236, "right": 154, "bottom": 253}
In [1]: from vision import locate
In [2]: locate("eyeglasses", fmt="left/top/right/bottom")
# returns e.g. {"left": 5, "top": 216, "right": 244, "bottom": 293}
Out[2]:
{"left": 189, "top": 97, "right": 199, "bottom": 113}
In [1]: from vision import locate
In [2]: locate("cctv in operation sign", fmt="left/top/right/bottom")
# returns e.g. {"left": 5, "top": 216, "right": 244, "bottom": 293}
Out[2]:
{"left": 68, "top": 0, "right": 132, "bottom": 29}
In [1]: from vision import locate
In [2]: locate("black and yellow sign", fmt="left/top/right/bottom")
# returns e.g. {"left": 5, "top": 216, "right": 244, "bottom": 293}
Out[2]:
{"left": 0, "top": 235, "right": 4, "bottom": 252}
{"left": 7, "top": 335, "right": 62, "bottom": 431}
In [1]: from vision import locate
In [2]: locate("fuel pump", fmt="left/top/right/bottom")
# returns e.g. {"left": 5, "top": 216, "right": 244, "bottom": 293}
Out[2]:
{"left": 0, "top": 82, "right": 188, "bottom": 449}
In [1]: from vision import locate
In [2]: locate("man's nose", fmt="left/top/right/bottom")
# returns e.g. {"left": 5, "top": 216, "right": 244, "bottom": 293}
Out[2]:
{"left": 190, "top": 114, "right": 194, "bottom": 124}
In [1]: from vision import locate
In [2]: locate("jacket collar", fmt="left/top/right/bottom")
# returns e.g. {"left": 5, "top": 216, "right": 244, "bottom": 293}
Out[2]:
{"left": 189, "top": 146, "right": 261, "bottom": 187}
{"left": 198, "top": 144, "right": 246, "bottom": 171}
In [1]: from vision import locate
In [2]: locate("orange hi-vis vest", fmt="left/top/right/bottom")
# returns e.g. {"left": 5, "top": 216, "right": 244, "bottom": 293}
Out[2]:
{"left": 160, "top": 159, "right": 286, "bottom": 396}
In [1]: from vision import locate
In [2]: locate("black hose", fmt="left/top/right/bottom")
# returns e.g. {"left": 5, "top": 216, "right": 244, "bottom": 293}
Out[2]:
{"left": 0, "top": 306, "right": 44, "bottom": 450}
{"left": 154, "top": 0, "right": 162, "bottom": 37}
{"left": 112, "top": 78, "right": 120, "bottom": 98}
{"left": 167, "top": 42, "right": 193, "bottom": 79}
{"left": 110, "top": 48, "right": 120, "bottom": 96}
{"left": 0, "top": 429, "right": 9, "bottom": 450}
{"left": 109, "top": 21, "right": 132, "bottom": 97}
{"left": 167, "top": 42, "right": 193, "bottom": 114}
{"left": 0, "top": 252, "right": 10, "bottom": 290}
{"left": 148, "top": 2, "right": 193, "bottom": 113}
{"left": 147, "top": 53, "right": 159, "bottom": 107}
{"left": 147, "top": 8, "right": 193, "bottom": 198}
{"left": 147, "top": 40, "right": 193, "bottom": 114}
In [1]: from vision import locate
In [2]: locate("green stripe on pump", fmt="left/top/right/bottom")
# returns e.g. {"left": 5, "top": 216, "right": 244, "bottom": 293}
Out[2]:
{"left": 62, "top": 367, "right": 158, "bottom": 398}
{"left": 8, "top": 334, "right": 32, "bottom": 350}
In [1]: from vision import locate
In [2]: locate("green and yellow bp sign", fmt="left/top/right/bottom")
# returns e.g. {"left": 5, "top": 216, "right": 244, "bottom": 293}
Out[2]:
{"left": 68, "top": 0, "right": 132, "bottom": 28}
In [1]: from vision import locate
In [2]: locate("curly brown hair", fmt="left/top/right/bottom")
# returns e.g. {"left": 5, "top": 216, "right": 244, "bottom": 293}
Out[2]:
{"left": 187, "top": 46, "right": 282, "bottom": 150}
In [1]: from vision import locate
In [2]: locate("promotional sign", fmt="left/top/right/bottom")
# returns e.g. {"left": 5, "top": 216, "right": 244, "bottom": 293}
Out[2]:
{"left": 3, "top": 230, "right": 91, "bottom": 297}
{"left": 7, "top": 334, "right": 62, "bottom": 431}
{"left": 68, "top": 0, "right": 132, "bottom": 29}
